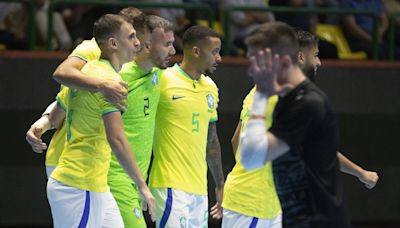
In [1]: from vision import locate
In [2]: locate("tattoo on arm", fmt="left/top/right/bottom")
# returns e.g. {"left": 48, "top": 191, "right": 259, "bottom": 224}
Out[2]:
{"left": 206, "top": 122, "right": 225, "bottom": 187}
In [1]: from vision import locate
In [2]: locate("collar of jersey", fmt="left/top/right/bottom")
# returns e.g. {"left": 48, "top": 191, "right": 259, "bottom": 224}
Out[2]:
{"left": 174, "top": 63, "right": 205, "bottom": 82}
{"left": 98, "top": 58, "right": 117, "bottom": 72}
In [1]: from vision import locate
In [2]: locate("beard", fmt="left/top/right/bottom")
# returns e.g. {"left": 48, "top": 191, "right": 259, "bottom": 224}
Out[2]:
{"left": 205, "top": 66, "right": 216, "bottom": 76}
{"left": 304, "top": 65, "right": 319, "bottom": 82}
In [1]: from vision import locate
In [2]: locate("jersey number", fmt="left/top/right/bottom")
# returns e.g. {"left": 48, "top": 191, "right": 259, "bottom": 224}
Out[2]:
{"left": 192, "top": 113, "right": 200, "bottom": 132}
{"left": 144, "top": 97, "right": 150, "bottom": 116}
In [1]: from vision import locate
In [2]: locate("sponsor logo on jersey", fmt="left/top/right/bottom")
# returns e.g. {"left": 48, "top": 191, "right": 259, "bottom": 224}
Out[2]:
{"left": 172, "top": 95, "right": 185, "bottom": 100}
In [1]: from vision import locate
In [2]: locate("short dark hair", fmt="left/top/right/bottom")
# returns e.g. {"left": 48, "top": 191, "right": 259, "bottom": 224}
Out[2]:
{"left": 182, "top": 25, "right": 220, "bottom": 48}
{"left": 93, "top": 14, "right": 127, "bottom": 48}
{"left": 292, "top": 27, "right": 319, "bottom": 50}
{"left": 245, "top": 22, "right": 299, "bottom": 62}
{"left": 118, "top": 7, "right": 148, "bottom": 36}
{"left": 147, "top": 15, "right": 174, "bottom": 33}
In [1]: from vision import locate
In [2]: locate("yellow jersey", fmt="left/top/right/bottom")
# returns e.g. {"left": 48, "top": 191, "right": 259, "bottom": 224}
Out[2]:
{"left": 149, "top": 64, "right": 218, "bottom": 195}
{"left": 222, "top": 87, "right": 282, "bottom": 218}
{"left": 51, "top": 59, "right": 120, "bottom": 192}
{"left": 45, "top": 38, "right": 100, "bottom": 166}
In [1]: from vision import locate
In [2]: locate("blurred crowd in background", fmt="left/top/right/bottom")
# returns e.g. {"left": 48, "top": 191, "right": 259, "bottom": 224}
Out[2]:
{"left": 1, "top": 0, "right": 400, "bottom": 60}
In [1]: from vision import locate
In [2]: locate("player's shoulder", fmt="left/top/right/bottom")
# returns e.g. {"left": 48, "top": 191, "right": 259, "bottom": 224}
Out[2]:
{"left": 294, "top": 85, "right": 328, "bottom": 121}
{"left": 160, "top": 65, "right": 176, "bottom": 76}
{"left": 76, "top": 38, "right": 98, "bottom": 49}
{"left": 84, "top": 59, "right": 118, "bottom": 79}
{"left": 69, "top": 38, "right": 100, "bottom": 61}
{"left": 203, "top": 75, "right": 218, "bottom": 90}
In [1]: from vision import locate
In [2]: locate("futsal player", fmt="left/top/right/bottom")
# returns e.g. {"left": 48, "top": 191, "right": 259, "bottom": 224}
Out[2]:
{"left": 107, "top": 14, "right": 176, "bottom": 227}
{"left": 149, "top": 25, "right": 225, "bottom": 227}
{"left": 240, "top": 22, "right": 352, "bottom": 228}
{"left": 25, "top": 8, "right": 145, "bottom": 176}
{"left": 36, "top": 14, "right": 156, "bottom": 227}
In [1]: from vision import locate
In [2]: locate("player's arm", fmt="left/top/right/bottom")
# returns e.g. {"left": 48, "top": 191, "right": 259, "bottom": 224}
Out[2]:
{"left": 241, "top": 49, "right": 294, "bottom": 170}
{"left": 239, "top": 91, "right": 290, "bottom": 170}
{"left": 53, "top": 57, "right": 128, "bottom": 110}
{"left": 206, "top": 121, "right": 225, "bottom": 220}
{"left": 26, "top": 103, "right": 66, "bottom": 153}
{"left": 342, "top": 15, "right": 373, "bottom": 42}
{"left": 103, "top": 112, "right": 155, "bottom": 222}
{"left": 231, "top": 121, "right": 241, "bottom": 156}
{"left": 378, "top": 12, "right": 389, "bottom": 41}
{"left": 337, "top": 152, "right": 379, "bottom": 189}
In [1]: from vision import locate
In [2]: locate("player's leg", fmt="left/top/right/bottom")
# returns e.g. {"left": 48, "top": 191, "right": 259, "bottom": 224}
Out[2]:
{"left": 109, "top": 177, "right": 146, "bottom": 228}
{"left": 151, "top": 188, "right": 190, "bottom": 228}
{"left": 47, "top": 177, "right": 102, "bottom": 228}
{"left": 222, "top": 208, "right": 257, "bottom": 228}
{"left": 188, "top": 193, "right": 208, "bottom": 227}
{"left": 101, "top": 191, "right": 124, "bottom": 228}
{"left": 267, "top": 213, "right": 282, "bottom": 228}
{"left": 222, "top": 208, "right": 282, "bottom": 228}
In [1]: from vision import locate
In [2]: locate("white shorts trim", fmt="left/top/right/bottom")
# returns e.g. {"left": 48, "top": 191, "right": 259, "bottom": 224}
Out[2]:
{"left": 222, "top": 208, "right": 282, "bottom": 228}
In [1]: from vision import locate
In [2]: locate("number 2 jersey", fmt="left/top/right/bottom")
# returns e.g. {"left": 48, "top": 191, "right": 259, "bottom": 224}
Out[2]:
{"left": 108, "top": 61, "right": 161, "bottom": 187}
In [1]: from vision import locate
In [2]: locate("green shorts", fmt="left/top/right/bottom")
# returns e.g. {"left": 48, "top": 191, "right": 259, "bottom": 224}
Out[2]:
{"left": 108, "top": 176, "right": 146, "bottom": 228}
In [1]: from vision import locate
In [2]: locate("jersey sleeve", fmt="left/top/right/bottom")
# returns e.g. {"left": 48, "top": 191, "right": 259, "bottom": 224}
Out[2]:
{"left": 209, "top": 86, "right": 219, "bottom": 123}
{"left": 56, "top": 87, "right": 70, "bottom": 111}
{"left": 98, "top": 95, "right": 121, "bottom": 116}
{"left": 269, "top": 95, "right": 326, "bottom": 147}
{"left": 68, "top": 38, "right": 101, "bottom": 62}
{"left": 96, "top": 71, "right": 122, "bottom": 116}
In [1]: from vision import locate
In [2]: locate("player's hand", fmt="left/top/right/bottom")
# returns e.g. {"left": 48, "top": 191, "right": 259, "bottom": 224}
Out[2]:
{"left": 26, "top": 125, "right": 47, "bottom": 153}
{"left": 249, "top": 48, "right": 293, "bottom": 96}
{"left": 358, "top": 170, "right": 379, "bottom": 189}
{"left": 210, "top": 186, "right": 224, "bottom": 219}
{"left": 139, "top": 186, "right": 156, "bottom": 222}
{"left": 100, "top": 79, "right": 128, "bottom": 111}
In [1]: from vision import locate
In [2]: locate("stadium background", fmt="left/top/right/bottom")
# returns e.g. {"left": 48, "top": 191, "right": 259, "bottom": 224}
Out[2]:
{"left": 0, "top": 51, "right": 399, "bottom": 227}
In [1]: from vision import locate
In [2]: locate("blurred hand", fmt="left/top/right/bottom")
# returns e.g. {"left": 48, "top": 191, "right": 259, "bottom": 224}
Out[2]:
{"left": 140, "top": 186, "right": 156, "bottom": 222}
{"left": 249, "top": 48, "right": 293, "bottom": 96}
{"left": 210, "top": 186, "right": 224, "bottom": 219}
{"left": 26, "top": 124, "right": 47, "bottom": 153}
{"left": 358, "top": 170, "right": 379, "bottom": 189}
{"left": 100, "top": 80, "right": 128, "bottom": 111}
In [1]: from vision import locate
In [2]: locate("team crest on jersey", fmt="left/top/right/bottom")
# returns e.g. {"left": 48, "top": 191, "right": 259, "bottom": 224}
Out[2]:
{"left": 134, "top": 207, "right": 142, "bottom": 219}
{"left": 206, "top": 94, "right": 214, "bottom": 109}
{"left": 151, "top": 72, "right": 158, "bottom": 86}
{"left": 179, "top": 215, "right": 187, "bottom": 228}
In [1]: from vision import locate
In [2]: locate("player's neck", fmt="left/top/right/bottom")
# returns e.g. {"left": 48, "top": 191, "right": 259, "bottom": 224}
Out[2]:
{"left": 101, "top": 54, "right": 122, "bottom": 72}
{"left": 135, "top": 54, "right": 154, "bottom": 73}
{"left": 288, "top": 67, "right": 307, "bottom": 88}
{"left": 180, "top": 59, "right": 201, "bottom": 80}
